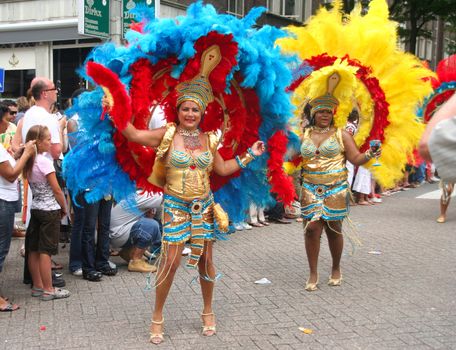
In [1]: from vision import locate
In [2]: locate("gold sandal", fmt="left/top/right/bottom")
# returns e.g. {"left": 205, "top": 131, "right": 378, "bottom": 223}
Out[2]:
{"left": 201, "top": 312, "right": 217, "bottom": 336}
{"left": 305, "top": 275, "right": 319, "bottom": 291}
{"left": 149, "top": 318, "right": 164, "bottom": 345}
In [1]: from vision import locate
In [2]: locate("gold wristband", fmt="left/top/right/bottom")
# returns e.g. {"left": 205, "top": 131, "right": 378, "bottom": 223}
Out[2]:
{"left": 236, "top": 151, "right": 255, "bottom": 168}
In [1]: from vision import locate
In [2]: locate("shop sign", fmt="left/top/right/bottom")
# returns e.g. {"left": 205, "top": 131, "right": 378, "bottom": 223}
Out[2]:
{"left": 0, "top": 68, "right": 4, "bottom": 93}
{"left": 122, "top": 0, "right": 157, "bottom": 39}
{"left": 78, "top": 0, "right": 110, "bottom": 39}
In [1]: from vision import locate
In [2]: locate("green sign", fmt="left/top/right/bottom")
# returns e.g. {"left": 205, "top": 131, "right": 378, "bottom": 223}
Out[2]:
{"left": 122, "top": 0, "right": 155, "bottom": 39}
{"left": 78, "top": 0, "right": 110, "bottom": 39}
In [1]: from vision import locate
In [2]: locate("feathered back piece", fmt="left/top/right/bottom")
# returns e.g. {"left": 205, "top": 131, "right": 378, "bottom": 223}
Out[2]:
{"left": 63, "top": 2, "right": 296, "bottom": 222}
{"left": 419, "top": 54, "right": 456, "bottom": 123}
{"left": 277, "top": 0, "right": 434, "bottom": 187}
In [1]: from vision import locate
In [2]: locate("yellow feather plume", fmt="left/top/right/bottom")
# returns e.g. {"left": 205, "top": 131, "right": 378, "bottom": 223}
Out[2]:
{"left": 277, "top": 0, "right": 434, "bottom": 187}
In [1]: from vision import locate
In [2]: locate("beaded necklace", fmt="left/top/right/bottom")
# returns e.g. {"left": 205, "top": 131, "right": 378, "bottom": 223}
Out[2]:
{"left": 312, "top": 126, "right": 331, "bottom": 133}
{"left": 178, "top": 128, "right": 202, "bottom": 150}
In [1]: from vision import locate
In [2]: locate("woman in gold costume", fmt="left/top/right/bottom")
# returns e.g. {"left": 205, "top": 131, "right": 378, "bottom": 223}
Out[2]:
{"left": 116, "top": 81, "right": 265, "bottom": 343}
{"left": 300, "top": 92, "right": 380, "bottom": 292}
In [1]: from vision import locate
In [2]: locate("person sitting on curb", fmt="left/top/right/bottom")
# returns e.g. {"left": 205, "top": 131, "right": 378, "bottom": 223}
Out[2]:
{"left": 109, "top": 191, "right": 162, "bottom": 273}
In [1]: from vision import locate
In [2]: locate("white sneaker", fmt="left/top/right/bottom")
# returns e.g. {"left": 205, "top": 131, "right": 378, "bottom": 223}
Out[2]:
{"left": 72, "top": 268, "right": 83, "bottom": 277}
{"left": 372, "top": 197, "right": 382, "bottom": 203}
{"left": 233, "top": 223, "right": 244, "bottom": 231}
{"left": 242, "top": 222, "right": 252, "bottom": 230}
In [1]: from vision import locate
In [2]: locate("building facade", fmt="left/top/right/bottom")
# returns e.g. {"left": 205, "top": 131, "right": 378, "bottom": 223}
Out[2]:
{"left": 0, "top": 0, "right": 322, "bottom": 100}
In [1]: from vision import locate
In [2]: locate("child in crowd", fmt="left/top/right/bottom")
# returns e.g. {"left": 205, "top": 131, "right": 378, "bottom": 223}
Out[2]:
{"left": 23, "top": 125, "right": 70, "bottom": 301}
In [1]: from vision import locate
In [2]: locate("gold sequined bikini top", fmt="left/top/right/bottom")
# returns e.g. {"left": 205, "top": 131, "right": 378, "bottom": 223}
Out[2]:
{"left": 147, "top": 123, "right": 219, "bottom": 200}
{"left": 300, "top": 128, "right": 347, "bottom": 185}
{"left": 169, "top": 149, "right": 213, "bottom": 170}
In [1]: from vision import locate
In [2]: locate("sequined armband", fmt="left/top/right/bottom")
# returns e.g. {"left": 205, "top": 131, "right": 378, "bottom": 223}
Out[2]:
{"left": 236, "top": 148, "right": 256, "bottom": 168}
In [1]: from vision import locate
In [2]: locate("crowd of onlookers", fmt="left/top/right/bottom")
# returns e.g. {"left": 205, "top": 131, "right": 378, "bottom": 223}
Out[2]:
{"left": 0, "top": 78, "right": 165, "bottom": 312}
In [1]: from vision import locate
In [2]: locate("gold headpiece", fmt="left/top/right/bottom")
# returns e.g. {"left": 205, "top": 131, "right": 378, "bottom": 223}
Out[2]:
{"left": 309, "top": 72, "right": 340, "bottom": 116}
{"left": 176, "top": 45, "right": 221, "bottom": 111}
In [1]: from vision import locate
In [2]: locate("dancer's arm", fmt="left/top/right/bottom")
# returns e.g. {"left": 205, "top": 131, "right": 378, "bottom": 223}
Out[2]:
{"left": 213, "top": 141, "right": 265, "bottom": 176}
{"left": 342, "top": 130, "right": 379, "bottom": 166}
{"left": 121, "top": 123, "right": 167, "bottom": 147}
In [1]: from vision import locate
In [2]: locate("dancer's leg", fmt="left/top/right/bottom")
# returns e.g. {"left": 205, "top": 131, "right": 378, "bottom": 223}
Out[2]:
{"left": 304, "top": 220, "right": 324, "bottom": 284}
{"left": 324, "top": 220, "right": 343, "bottom": 280}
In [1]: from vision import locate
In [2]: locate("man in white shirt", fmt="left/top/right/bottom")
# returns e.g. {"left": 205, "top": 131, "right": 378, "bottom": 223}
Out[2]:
{"left": 110, "top": 192, "right": 162, "bottom": 273}
{"left": 18, "top": 78, "right": 62, "bottom": 160}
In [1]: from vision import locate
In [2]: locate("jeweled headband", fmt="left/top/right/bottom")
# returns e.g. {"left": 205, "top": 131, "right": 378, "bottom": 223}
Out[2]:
{"left": 176, "top": 45, "right": 222, "bottom": 111}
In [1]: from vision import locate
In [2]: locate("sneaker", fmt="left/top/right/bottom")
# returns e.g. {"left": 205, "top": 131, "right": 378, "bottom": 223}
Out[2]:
{"left": 128, "top": 259, "right": 157, "bottom": 273}
{"left": 83, "top": 270, "right": 102, "bottom": 282}
{"left": 372, "top": 197, "right": 382, "bottom": 203}
{"left": 52, "top": 272, "right": 66, "bottom": 288}
{"left": 242, "top": 222, "right": 252, "bottom": 230}
{"left": 71, "top": 268, "right": 83, "bottom": 277}
{"left": 108, "top": 261, "right": 117, "bottom": 269}
{"left": 97, "top": 265, "right": 118, "bottom": 276}
{"left": 40, "top": 288, "right": 70, "bottom": 301}
{"left": 233, "top": 223, "right": 244, "bottom": 231}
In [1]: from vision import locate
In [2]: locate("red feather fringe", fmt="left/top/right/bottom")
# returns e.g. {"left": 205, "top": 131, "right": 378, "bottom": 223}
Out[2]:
{"left": 86, "top": 61, "right": 132, "bottom": 131}
{"left": 267, "top": 131, "right": 296, "bottom": 205}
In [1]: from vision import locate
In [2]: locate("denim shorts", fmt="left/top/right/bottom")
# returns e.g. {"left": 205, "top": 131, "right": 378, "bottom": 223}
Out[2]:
{"left": 123, "top": 217, "right": 161, "bottom": 250}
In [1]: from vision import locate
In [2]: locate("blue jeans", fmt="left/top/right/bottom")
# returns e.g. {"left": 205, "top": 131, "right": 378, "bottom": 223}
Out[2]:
{"left": 73, "top": 195, "right": 113, "bottom": 273}
{"left": 0, "top": 199, "right": 17, "bottom": 272}
{"left": 123, "top": 217, "right": 161, "bottom": 255}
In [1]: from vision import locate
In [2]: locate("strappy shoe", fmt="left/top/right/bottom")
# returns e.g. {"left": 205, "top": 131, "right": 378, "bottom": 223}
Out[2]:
{"left": 305, "top": 275, "right": 319, "bottom": 291}
{"left": 149, "top": 318, "right": 164, "bottom": 345}
{"left": 328, "top": 275, "right": 343, "bottom": 286}
{"left": 201, "top": 312, "right": 217, "bottom": 336}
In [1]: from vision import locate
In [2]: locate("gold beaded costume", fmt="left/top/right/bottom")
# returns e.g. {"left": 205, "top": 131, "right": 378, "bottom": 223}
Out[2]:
{"left": 150, "top": 123, "right": 220, "bottom": 269}
{"left": 300, "top": 128, "right": 349, "bottom": 222}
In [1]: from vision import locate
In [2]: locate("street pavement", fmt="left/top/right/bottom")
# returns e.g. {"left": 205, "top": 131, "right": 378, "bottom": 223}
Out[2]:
{"left": 0, "top": 182, "right": 455, "bottom": 350}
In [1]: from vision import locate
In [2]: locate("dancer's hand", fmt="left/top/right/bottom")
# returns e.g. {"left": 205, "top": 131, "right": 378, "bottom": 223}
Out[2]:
{"left": 251, "top": 141, "right": 265, "bottom": 157}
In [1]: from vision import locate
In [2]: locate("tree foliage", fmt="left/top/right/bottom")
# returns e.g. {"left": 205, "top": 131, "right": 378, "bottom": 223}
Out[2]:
{"left": 388, "top": 0, "right": 456, "bottom": 54}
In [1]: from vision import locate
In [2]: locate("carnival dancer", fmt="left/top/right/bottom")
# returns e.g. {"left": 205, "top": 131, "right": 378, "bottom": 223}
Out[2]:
{"left": 278, "top": 0, "right": 433, "bottom": 290}
{"left": 106, "top": 79, "right": 265, "bottom": 343}
{"left": 418, "top": 54, "right": 456, "bottom": 223}
{"left": 299, "top": 74, "right": 380, "bottom": 291}
{"left": 63, "top": 2, "right": 294, "bottom": 344}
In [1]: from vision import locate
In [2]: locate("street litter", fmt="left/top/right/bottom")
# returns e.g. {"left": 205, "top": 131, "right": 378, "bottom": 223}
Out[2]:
{"left": 368, "top": 250, "right": 382, "bottom": 255}
{"left": 40, "top": 325, "right": 46, "bottom": 331}
{"left": 298, "top": 327, "right": 313, "bottom": 334}
{"left": 254, "top": 277, "right": 271, "bottom": 284}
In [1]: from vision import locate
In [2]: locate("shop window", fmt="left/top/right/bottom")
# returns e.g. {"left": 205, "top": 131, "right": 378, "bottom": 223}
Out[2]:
{"left": 0, "top": 69, "right": 35, "bottom": 98}
{"left": 53, "top": 46, "right": 94, "bottom": 107}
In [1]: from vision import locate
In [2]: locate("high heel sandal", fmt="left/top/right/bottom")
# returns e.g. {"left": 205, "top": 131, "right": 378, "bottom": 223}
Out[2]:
{"left": 201, "top": 312, "right": 217, "bottom": 336}
{"left": 328, "top": 275, "right": 343, "bottom": 286}
{"left": 149, "top": 318, "right": 164, "bottom": 345}
{"left": 328, "top": 268, "right": 342, "bottom": 286}
{"left": 305, "top": 275, "right": 319, "bottom": 291}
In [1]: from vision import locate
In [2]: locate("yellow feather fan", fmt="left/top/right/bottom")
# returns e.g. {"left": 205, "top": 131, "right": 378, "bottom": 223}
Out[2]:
{"left": 278, "top": 0, "right": 434, "bottom": 187}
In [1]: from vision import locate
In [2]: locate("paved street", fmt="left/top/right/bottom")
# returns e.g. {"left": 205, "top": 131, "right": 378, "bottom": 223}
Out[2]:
{"left": 1, "top": 182, "right": 455, "bottom": 350}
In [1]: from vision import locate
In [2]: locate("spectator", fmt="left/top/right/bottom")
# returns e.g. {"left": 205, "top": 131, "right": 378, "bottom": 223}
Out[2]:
{"left": 110, "top": 192, "right": 162, "bottom": 273}
{"left": 15, "top": 96, "right": 30, "bottom": 125}
{"left": 0, "top": 104, "right": 36, "bottom": 311}
{"left": 23, "top": 125, "right": 69, "bottom": 301}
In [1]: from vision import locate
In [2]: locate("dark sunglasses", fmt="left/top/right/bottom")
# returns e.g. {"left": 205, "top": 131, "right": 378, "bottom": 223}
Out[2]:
{"left": 8, "top": 110, "right": 17, "bottom": 115}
